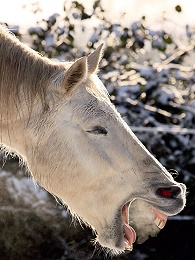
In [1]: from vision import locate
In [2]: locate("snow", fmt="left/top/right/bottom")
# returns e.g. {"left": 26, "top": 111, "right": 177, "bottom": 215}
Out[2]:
{"left": 169, "top": 215, "right": 195, "bottom": 221}
{"left": 130, "top": 126, "right": 195, "bottom": 135}
{"left": 6, "top": 175, "right": 48, "bottom": 205}
{"left": 0, "top": 168, "right": 48, "bottom": 205}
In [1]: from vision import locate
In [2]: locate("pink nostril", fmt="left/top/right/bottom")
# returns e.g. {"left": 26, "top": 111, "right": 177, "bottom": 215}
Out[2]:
{"left": 156, "top": 187, "right": 181, "bottom": 198}
{"left": 158, "top": 188, "right": 173, "bottom": 198}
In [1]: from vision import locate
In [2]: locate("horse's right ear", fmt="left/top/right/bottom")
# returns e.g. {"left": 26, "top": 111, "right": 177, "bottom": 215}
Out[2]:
{"left": 87, "top": 44, "right": 104, "bottom": 74}
{"left": 63, "top": 56, "right": 87, "bottom": 93}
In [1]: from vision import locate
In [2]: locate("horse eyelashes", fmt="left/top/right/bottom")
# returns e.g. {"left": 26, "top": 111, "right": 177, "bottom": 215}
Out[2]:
{"left": 86, "top": 126, "right": 107, "bottom": 135}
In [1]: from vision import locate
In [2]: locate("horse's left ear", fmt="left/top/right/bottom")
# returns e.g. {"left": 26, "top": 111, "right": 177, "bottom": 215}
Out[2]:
{"left": 63, "top": 56, "right": 87, "bottom": 93}
{"left": 87, "top": 44, "right": 104, "bottom": 74}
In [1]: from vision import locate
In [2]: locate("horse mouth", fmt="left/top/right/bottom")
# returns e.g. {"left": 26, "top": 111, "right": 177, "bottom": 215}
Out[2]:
{"left": 121, "top": 202, "right": 168, "bottom": 251}
{"left": 122, "top": 203, "right": 136, "bottom": 251}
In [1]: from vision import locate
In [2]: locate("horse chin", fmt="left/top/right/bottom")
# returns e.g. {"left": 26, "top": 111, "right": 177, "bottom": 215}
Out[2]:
{"left": 96, "top": 202, "right": 137, "bottom": 252}
{"left": 96, "top": 209, "right": 125, "bottom": 252}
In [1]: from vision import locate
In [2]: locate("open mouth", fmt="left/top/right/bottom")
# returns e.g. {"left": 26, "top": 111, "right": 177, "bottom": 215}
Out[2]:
{"left": 122, "top": 203, "right": 136, "bottom": 251}
{"left": 121, "top": 186, "right": 181, "bottom": 250}
{"left": 122, "top": 202, "right": 168, "bottom": 251}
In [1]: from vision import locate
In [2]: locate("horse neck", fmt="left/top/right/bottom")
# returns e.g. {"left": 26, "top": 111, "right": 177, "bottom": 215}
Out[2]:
{"left": 0, "top": 28, "right": 64, "bottom": 158}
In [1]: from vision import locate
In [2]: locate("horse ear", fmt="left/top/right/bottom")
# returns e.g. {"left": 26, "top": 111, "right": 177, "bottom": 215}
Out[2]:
{"left": 63, "top": 56, "right": 87, "bottom": 93}
{"left": 87, "top": 44, "right": 104, "bottom": 74}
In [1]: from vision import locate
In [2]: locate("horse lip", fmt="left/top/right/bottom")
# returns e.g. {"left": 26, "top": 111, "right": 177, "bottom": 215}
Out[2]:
{"left": 121, "top": 202, "right": 136, "bottom": 250}
{"left": 97, "top": 202, "right": 134, "bottom": 251}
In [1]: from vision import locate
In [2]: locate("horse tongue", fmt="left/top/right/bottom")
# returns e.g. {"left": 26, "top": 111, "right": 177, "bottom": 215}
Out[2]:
{"left": 122, "top": 204, "right": 136, "bottom": 250}
{"left": 123, "top": 223, "right": 136, "bottom": 249}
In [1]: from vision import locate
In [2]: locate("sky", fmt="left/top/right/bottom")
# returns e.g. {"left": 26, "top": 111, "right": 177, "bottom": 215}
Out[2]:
{"left": 0, "top": 0, "right": 64, "bottom": 31}
{"left": 0, "top": 0, "right": 195, "bottom": 33}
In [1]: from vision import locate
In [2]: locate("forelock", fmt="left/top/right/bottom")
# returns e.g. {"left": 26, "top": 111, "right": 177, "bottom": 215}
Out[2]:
{"left": 85, "top": 75, "right": 110, "bottom": 102}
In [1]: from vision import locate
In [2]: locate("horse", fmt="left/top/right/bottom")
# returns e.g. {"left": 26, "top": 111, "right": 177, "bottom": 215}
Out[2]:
{"left": 0, "top": 26, "right": 186, "bottom": 255}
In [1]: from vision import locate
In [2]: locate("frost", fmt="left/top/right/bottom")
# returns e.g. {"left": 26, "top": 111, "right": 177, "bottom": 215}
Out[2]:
{"left": 5, "top": 173, "right": 48, "bottom": 206}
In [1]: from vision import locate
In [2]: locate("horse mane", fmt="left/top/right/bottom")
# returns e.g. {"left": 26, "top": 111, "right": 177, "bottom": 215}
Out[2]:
{"left": 0, "top": 26, "right": 65, "bottom": 114}
{"left": 0, "top": 26, "right": 110, "bottom": 121}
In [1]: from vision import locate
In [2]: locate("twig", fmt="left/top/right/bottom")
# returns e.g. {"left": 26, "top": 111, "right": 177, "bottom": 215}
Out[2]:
{"left": 157, "top": 43, "right": 195, "bottom": 72}
{"left": 130, "top": 126, "right": 195, "bottom": 135}
{"left": 125, "top": 98, "right": 172, "bottom": 117}
{"left": 169, "top": 101, "right": 195, "bottom": 115}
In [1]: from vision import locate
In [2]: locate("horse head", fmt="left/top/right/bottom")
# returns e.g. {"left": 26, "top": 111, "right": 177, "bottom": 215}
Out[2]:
{"left": 0, "top": 28, "right": 186, "bottom": 255}
{"left": 25, "top": 45, "right": 186, "bottom": 253}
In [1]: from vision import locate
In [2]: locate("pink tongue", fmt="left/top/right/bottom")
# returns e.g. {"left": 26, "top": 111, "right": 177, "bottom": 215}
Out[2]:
{"left": 122, "top": 204, "right": 136, "bottom": 250}
{"left": 123, "top": 223, "right": 136, "bottom": 245}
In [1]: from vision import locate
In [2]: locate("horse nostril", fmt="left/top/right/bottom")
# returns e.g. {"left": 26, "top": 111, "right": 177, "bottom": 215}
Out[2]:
{"left": 156, "top": 186, "right": 181, "bottom": 198}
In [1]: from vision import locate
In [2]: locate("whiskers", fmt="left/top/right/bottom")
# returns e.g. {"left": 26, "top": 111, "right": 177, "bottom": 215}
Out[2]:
{"left": 90, "top": 239, "right": 124, "bottom": 259}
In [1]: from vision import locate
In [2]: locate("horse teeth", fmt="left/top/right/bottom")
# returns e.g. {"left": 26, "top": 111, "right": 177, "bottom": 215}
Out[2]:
{"left": 154, "top": 217, "right": 161, "bottom": 227}
{"left": 124, "top": 238, "right": 133, "bottom": 251}
{"left": 154, "top": 217, "right": 166, "bottom": 229}
{"left": 125, "top": 243, "right": 133, "bottom": 251}
{"left": 128, "top": 244, "right": 133, "bottom": 251}
{"left": 158, "top": 220, "right": 166, "bottom": 229}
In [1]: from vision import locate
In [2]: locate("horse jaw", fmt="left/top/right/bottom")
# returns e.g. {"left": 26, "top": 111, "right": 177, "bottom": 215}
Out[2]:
{"left": 129, "top": 199, "right": 165, "bottom": 244}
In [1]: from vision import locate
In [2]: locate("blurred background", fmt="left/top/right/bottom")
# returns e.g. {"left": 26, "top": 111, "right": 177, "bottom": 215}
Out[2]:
{"left": 0, "top": 0, "right": 195, "bottom": 259}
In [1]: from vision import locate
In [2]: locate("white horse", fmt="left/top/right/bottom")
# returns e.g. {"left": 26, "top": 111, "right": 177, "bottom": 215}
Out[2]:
{"left": 0, "top": 26, "right": 186, "bottom": 254}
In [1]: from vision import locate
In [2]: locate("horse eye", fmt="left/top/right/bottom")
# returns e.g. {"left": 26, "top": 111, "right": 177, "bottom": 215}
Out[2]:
{"left": 86, "top": 126, "right": 107, "bottom": 135}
